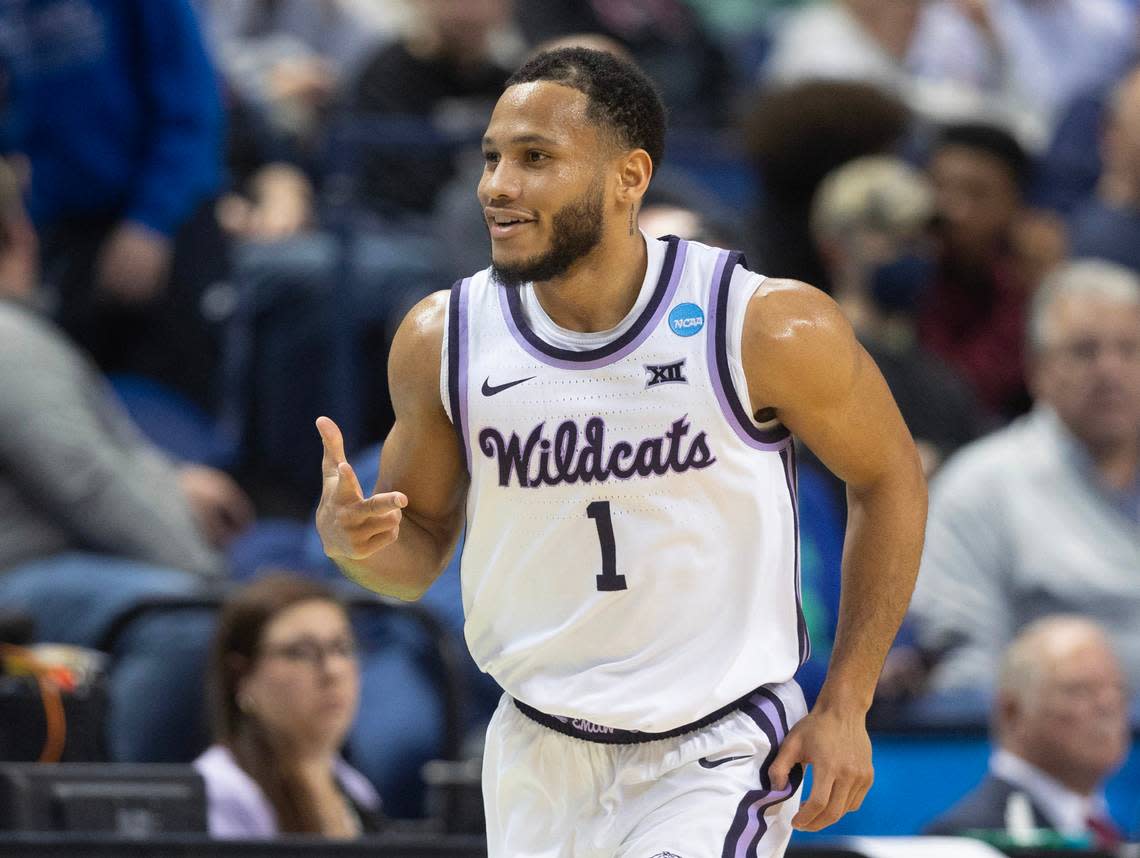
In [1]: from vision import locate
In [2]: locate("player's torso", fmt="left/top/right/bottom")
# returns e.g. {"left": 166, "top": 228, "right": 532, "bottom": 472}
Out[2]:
{"left": 445, "top": 235, "right": 806, "bottom": 731}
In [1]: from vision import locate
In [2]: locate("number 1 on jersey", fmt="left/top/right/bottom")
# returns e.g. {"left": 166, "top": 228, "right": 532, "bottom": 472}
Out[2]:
{"left": 587, "top": 501, "right": 627, "bottom": 591}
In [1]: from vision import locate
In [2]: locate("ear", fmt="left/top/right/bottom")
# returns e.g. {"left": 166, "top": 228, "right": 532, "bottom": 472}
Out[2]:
{"left": 615, "top": 149, "right": 653, "bottom": 205}
{"left": 996, "top": 689, "right": 1022, "bottom": 737}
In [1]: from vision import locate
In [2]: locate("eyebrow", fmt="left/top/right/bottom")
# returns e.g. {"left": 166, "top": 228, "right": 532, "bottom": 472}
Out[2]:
{"left": 482, "top": 133, "right": 561, "bottom": 148}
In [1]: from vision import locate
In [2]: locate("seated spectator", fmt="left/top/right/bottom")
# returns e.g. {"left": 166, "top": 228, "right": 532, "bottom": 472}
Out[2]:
{"left": 912, "top": 0, "right": 1135, "bottom": 144}
{"left": 925, "top": 616, "right": 1129, "bottom": 852}
{"left": 348, "top": 0, "right": 519, "bottom": 218}
{"left": 195, "top": 574, "right": 382, "bottom": 838}
{"left": 812, "top": 155, "right": 985, "bottom": 476}
{"left": 743, "top": 79, "right": 911, "bottom": 285}
{"left": 0, "top": 156, "right": 253, "bottom": 761}
{"left": 1070, "top": 66, "right": 1140, "bottom": 273}
{"left": 760, "top": 0, "right": 1034, "bottom": 137}
{"left": 908, "top": 259, "right": 1140, "bottom": 694}
{"left": 514, "top": 0, "right": 734, "bottom": 128}
{"left": 918, "top": 122, "right": 1064, "bottom": 417}
{"left": 0, "top": 0, "right": 228, "bottom": 412}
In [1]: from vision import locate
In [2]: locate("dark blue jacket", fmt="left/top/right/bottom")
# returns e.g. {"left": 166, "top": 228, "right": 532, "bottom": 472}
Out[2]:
{"left": 0, "top": 0, "right": 223, "bottom": 235}
{"left": 924, "top": 773, "right": 1051, "bottom": 836}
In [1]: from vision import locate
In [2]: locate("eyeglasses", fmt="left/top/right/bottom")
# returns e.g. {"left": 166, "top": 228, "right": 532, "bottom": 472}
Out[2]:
{"left": 259, "top": 636, "right": 358, "bottom": 669}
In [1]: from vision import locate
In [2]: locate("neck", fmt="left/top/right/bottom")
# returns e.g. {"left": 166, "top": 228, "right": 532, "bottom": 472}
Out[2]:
{"left": 1006, "top": 745, "right": 1099, "bottom": 797}
{"left": 0, "top": 256, "right": 36, "bottom": 302}
{"left": 294, "top": 749, "right": 337, "bottom": 783}
{"left": 531, "top": 229, "right": 648, "bottom": 333}
{"left": 1087, "top": 437, "right": 1140, "bottom": 492}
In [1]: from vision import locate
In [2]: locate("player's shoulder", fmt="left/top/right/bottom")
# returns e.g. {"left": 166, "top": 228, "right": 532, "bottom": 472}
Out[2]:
{"left": 743, "top": 277, "right": 849, "bottom": 351}
{"left": 395, "top": 289, "right": 450, "bottom": 350}
{"left": 389, "top": 290, "right": 450, "bottom": 395}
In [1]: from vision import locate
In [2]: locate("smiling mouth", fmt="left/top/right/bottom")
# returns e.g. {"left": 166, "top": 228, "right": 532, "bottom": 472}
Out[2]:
{"left": 487, "top": 218, "right": 535, "bottom": 238}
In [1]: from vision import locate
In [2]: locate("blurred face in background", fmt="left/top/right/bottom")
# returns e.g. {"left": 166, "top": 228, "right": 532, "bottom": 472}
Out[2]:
{"left": 1003, "top": 628, "right": 1129, "bottom": 794}
{"left": 415, "top": 0, "right": 510, "bottom": 57}
{"left": 843, "top": 0, "right": 922, "bottom": 61}
{"left": 1033, "top": 292, "right": 1140, "bottom": 451}
{"left": 240, "top": 599, "right": 360, "bottom": 754}
{"left": 1103, "top": 68, "right": 1140, "bottom": 200}
{"left": 929, "top": 145, "right": 1021, "bottom": 265}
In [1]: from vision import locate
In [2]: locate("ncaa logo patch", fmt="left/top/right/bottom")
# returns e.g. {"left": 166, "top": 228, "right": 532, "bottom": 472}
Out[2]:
{"left": 650, "top": 853, "right": 683, "bottom": 858}
{"left": 668, "top": 302, "right": 705, "bottom": 337}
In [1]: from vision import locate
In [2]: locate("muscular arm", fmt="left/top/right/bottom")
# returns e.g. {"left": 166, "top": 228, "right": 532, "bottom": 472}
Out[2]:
{"left": 743, "top": 279, "right": 927, "bottom": 828}
{"left": 316, "top": 292, "right": 468, "bottom": 600}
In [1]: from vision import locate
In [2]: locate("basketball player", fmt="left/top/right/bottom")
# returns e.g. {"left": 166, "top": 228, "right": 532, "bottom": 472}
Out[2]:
{"left": 316, "top": 48, "right": 927, "bottom": 858}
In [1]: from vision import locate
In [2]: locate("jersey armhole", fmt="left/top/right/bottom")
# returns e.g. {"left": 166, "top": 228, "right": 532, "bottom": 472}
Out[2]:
{"left": 440, "top": 302, "right": 452, "bottom": 424}
{"left": 708, "top": 254, "right": 791, "bottom": 449}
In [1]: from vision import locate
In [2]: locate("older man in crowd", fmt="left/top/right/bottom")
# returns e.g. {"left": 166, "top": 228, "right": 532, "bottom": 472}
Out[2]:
{"left": 908, "top": 258, "right": 1140, "bottom": 692}
{"left": 925, "top": 616, "right": 1130, "bottom": 849}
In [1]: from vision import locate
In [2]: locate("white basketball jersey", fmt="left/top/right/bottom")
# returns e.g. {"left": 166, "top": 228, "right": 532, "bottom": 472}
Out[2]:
{"left": 442, "top": 233, "right": 807, "bottom": 733}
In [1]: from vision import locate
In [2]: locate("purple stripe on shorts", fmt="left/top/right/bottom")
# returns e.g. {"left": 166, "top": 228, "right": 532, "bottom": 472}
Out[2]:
{"left": 705, "top": 250, "right": 790, "bottom": 451}
{"left": 497, "top": 238, "right": 687, "bottom": 370}
{"left": 722, "top": 689, "right": 802, "bottom": 858}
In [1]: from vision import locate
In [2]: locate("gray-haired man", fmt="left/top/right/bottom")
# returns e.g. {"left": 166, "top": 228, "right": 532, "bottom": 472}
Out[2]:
{"left": 908, "top": 258, "right": 1140, "bottom": 692}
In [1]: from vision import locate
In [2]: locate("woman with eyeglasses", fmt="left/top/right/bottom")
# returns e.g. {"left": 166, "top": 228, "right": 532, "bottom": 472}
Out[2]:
{"left": 193, "top": 573, "right": 383, "bottom": 837}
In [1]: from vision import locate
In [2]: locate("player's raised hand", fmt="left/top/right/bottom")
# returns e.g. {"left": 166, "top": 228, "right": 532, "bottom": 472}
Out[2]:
{"left": 315, "top": 416, "right": 408, "bottom": 561}
{"left": 767, "top": 706, "right": 874, "bottom": 832}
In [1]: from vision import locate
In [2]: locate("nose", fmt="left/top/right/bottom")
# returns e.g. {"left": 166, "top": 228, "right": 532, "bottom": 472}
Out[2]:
{"left": 479, "top": 158, "right": 520, "bottom": 205}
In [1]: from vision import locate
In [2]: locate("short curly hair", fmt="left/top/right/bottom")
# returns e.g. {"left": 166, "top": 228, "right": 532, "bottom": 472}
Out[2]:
{"left": 505, "top": 47, "right": 667, "bottom": 171}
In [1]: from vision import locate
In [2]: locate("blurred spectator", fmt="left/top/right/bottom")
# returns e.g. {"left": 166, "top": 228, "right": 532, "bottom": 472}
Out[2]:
{"left": 196, "top": 0, "right": 402, "bottom": 153}
{"left": 925, "top": 616, "right": 1130, "bottom": 851}
{"left": 1069, "top": 66, "right": 1140, "bottom": 272}
{"left": 0, "top": 159, "right": 251, "bottom": 579}
{"left": 0, "top": 154, "right": 253, "bottom": 761}
{"left": 0, "top": 0, "right": 228, "bottom": 411}
{"left": 198, "top": 0, "right": 407, "bottom": 245}
{"left": 348, "top": 0, "right": 520, "bottom": 217}
{"left": 514, "top": 0, "right": 733, "bottom": 127}
{"left": 812, "top": 155, "right": 984, "bottom": 476}
{"left": 743, "top": 79, "right": 910, "bottom": 285}
{"left": 917, "top": 122, "right": 1063, "bottom": 417}
{"left": 908, "top": 259, "right": 1140, "bottom": 694}
{"left": 763, "top": 0, "right": 921, "bottom": 91}
{"left": 912, "top": 0, "right": 1136, "bottom": 143}
{"left": 760, "top": 0, "right": 1033, "bottom": 138}
{"left": 195, "top": 574, "right": 382, "bottom": 837}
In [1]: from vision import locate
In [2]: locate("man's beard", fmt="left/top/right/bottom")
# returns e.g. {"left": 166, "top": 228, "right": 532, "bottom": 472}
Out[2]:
{"left": 491, "top": 178, "right": 605, "bottom": 288}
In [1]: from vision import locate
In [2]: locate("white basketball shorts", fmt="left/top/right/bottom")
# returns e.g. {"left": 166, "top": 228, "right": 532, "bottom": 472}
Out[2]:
{"left": 482, "top": 679, "right": 807, "bottom": 858}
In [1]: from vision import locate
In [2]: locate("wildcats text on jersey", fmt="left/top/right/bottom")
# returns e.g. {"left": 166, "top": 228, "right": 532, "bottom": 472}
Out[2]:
{"left": 477, "top": 415, "right": 716, "bottom": 488}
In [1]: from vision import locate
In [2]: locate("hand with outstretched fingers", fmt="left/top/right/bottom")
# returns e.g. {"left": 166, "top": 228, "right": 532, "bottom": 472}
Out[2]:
{"left": 315, "top": 416, "right": 407, "bottom": 562}
{"left": 767, "top": 706, "right": 874, "bottom": 832}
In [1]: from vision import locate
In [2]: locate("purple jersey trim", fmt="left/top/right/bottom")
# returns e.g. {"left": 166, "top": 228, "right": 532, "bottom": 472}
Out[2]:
{"left": 497, "top": 236, "right": 686, "bottom": 370}
{"left": 780, "top": 445, "right": 810, "bottom": 668}
{"left": 447, "top": 278, "right": 472, "bottom": 470}
{"left": 706, "top": 250, "right": 791, "bottom": 450}
{"left": 723, "top": 688, "right": 802, "bottom": 858}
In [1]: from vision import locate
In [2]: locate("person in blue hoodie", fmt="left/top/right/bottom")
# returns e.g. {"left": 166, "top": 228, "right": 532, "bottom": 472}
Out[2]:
{"left": 0, "top": 0, "right": 226, "bottom": 410}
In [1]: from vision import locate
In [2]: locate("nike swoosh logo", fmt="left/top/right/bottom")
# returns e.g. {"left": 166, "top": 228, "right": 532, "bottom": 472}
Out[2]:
{"left": 698, "top": 754, "right": 750, "bottom": 769}
{"left": 481, "top": 376, "right": 535, "bottom": 396}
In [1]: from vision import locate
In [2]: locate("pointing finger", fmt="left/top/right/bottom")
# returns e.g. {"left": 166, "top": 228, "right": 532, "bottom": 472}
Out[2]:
{"left": 316, "top": 416, "right": 347, "bottom": 476}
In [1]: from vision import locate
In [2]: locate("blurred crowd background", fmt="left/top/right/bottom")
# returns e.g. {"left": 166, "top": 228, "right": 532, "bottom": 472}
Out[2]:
{"left": 0, "top": 0, "right": 1138, "bottom": 847}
